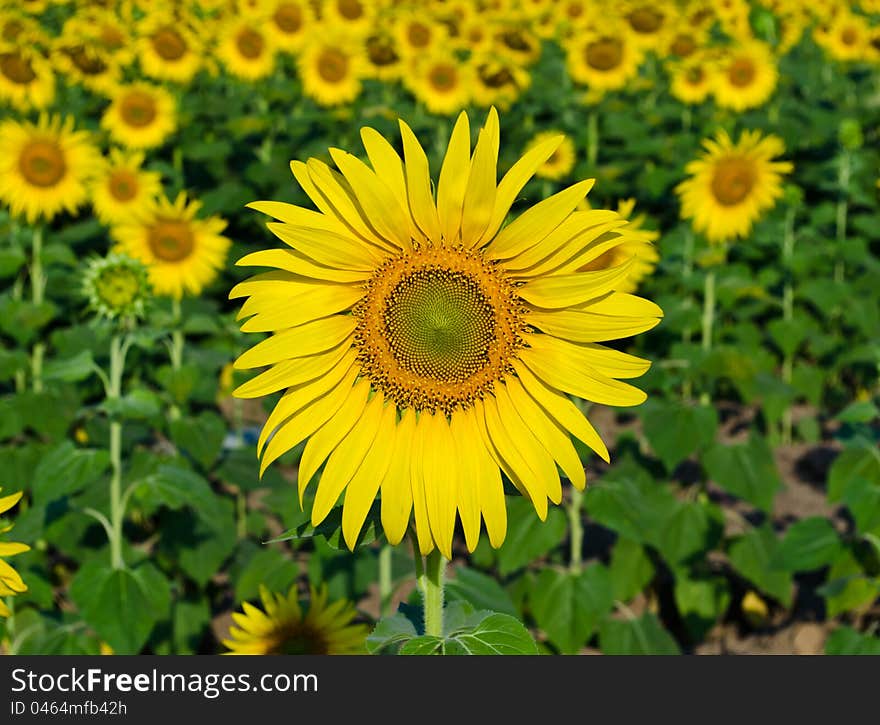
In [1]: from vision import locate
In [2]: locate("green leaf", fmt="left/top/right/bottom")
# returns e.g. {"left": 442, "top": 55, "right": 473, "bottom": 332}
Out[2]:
{"left": 137, "top": 464, "right": 225, "bottom": 527}
{"left": 155, "top": 363, "right": 200, "bottom": 405}
{"left": 169, "top": 411, "right": 226, "bottom": 470}
{"left": 101, "top": 389, "right": 162, "bottom": 420}
{"left": 529, "top": 564, "right": 614, "bottom": 653}
{"left": 608, "top": 538, "right": 654, "bottom": 602}
{"left": 828, "top": 445, "right": 880, "bottom": 502}
{"left": 599, "top": 613, "right": 680, "bottom": 655}
{"left": 0, "top": 396, "right": 23, "bottom": 440}
{"left": 702, "top": 433, "right": 782, "bottom": 512}
{"left": 172, "top": 595, "right": 211, "bottom": 655}
{"left": 0, "top": 246, "right": 26, "bottom": 278}
{"left": 401, "top": 612, "right": 539, "bottom": 655}
{"left": 215, "top": 448, "right": 285, "bottom": 492}
{"left": 727, "top": 524, "right": 793, "bottom": 606}
{"left": 161, "top": 501, "right": 237, "bottom": 587}
{"left": 674, "top": 574, "right": 730, "bottom": 641}
{"left": 841, "top": 477, "right": 880, "bottom": 536}
{"left": 268, "top": 502, "right": 380, "bottom": 550}
{"left": 0, "top": 298, "right": 56, "bottom": 345}
{"left": 640, "top": 401, "right": 718, "bottom": 471}
{"left": 494, "top": 496, "right": 568, "bottom": 575}
{"left": 835, "top": 401, "right": 879, "bottom": 424}
{"left": 42, "top": 350, "right": 95, "bottom": 383}
{"left": 446, "top": 567, "right": 518, "bottom": 617}
{"left": 234, "top": 548, "right": 299, "bottom": 603}
{"left": 32, "top": 442, "right": 110, "bottom": 504}
{"left": 820, "top": 549, "right": 880, "bottom": 618}
{"left": 70, "top": 560, "right": 171, "bottom": 654}
{"left": 656, "top": 501, "right": 712, "bottom": 565}
{"left": 367, "top": 613, "right": 419, "bottom": 654}
{"left": 772, "top": 517, "right": 843, "bottom": 572}
{"left": 825, "top": 627, "right": 880, "bottom": 655}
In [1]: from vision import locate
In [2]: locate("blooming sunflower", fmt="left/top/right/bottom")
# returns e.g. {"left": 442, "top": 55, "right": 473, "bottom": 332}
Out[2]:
{"left": 90, "top": 148, "right": 162, "bottom": 225}
{"left": 223, "top": 585, "right": 367, "bottom": 655}
{"left": 0, "top": 114, "right": 101, "bottom": 225}
{"left": 622, "top": 2, "right": 669, "bottom": 50}
{"left": 0, "top": 43, "right": 54, "bottom": 111}
{"left": 676, "top": 129, "right": 793, "bottom": 244}
{"left": 298, "top": 34, "right": 365, "bottom": 107}
{"left": 0, "top": 488, "right": 29, "bottom": 618}
{"left": 101, "top": 82, "right": 177, "bottom": 150}
{"left": 407, "top": 51, "right": 473, "bottom": 116}
{"left": 363, "top": 31, "right": 403, "bottom": 81}
{"left": 669, "top": 54, "right": 714, "bottom": 105}
{"left": 393, "top": 12, "right": 446, "bottom": 59}
{"left": 524, "top": 130, "right": 575, "bottom": 181}
{"left": 265, "top": 0, "right": 313, "bottom": 54}
{"left": 52, "top": 40, "right": 120, "bottom": 96}
{"left": 216, "top": 17, "right": 277, "bottom": 81}
{"left": 566, "top": 28, "right": 643, "bottom": 92}
{"left": 113, "top": 192, "right": 231, "bottom": 299}
{"left": 471, "top": 54, "right": 530, "bottom": 109}
{"left": 712, "top": 41, "right": 778, "bottom": 112}
{"left": 232, "top": 110, "right": 663, "bottom": 558}
{"left": 321, "top": 0, "right": 375, "bottom": 37}
{"left": 137, "top": 14, "right": 202, "bottom": 84}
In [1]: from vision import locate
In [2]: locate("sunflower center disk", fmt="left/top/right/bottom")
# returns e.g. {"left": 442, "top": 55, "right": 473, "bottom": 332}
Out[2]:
{"left": 19, "top": 140, "right": 66, "bottom": 188}
{"left": 0, "top": 52, "right": 36, "bottom": 84}
{"left": 148, "top": 219, "right": 194, "bottom": 262}
{"left": 317, "top": 49, "right": 348, "bottom": 82}
{"left": 120, "top": 92, "right": 158, "bottom": 128}
{"left": 273, "top": 4, "right": 302, "bottom": 33}
{"left": 109, "top": 170, "right": 138, "bottom": 201}
{"left": 586, "top": 39, "right": 623, "bottom": 71}
{"left": 711, "top": 158, "right": 755, "bottom": 206}
{"left": 236, "top": 29, "right": 264, "bottom": 59}
{"left": 152, "top": 27, "right": 187, "bottom": 61}
{"left": 728, "top": 58, "right": 756, "bottom": 87}
{"left": 355, "top": 247, "right": 524, "bottom": 415}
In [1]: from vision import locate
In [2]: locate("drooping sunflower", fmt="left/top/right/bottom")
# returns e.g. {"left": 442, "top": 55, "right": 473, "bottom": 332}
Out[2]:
{"left": 406, "top": 51, "right": 473, "bottom": 116}
{"left": 524, "top": 130, "right": 575, "bottom": 181}
{"left": 566, "top": 27, "right": 643, "bottom": 91}
{"left": 223, "top": 585, "right": 367, "bottom": 655}
{"left": 676, "top": 129, "right": 793, "bottom": 244}
{"left": 712, "top": 41, "right": 778, "bottom": 112}
{"left": 298, "top": 33, "right": 366, "bottom": 106}
{"left": 232, "top": 110, "right": 663, "bottom": 558}
{"left": 0, "top": 43, "right": 54, "bottom": 110}
{"left": 90, "top": 148, "right": 162, "bottom": 225}
{"left": 101, "top": 82, "right": 177, "bottom": 150}
{"left": 215, "top": 17, "right": 277, "bottom": 81}
{"left": 0, "top": 488, "right": 28, "bottom": 618}
{"left": 137, "top": 14, "right": 203, "bottom": 84}
{"left": 0, "top": 114, "right": 101, "bottom": 225}
{"left": 113, "top": 192, "right": 231, "bottom": 299}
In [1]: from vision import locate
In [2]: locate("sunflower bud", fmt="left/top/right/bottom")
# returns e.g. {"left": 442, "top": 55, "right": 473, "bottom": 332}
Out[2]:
{"left": 82, "top": 253, "right": 152, "bottom": 325}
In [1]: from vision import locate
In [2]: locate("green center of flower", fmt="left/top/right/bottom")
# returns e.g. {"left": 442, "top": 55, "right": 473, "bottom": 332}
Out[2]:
{"left": 95, "top": 266, "right": 141, "bottom": 311}
{"left": 711, "top": 157, "right": 755, "bottom": 206}
{"left": 19, "top": 140, "right": 66, "bottom": 188}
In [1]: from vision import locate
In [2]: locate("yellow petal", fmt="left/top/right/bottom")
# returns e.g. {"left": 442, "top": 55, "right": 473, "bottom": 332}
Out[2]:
{"left": 460, "top": 108, "right": 499, "bottom": 246}
{"left": 449, "top": 409, "right": 482, "bottom": 552}
{"left": 234, "top": 315, "right": 357, "bottom": 370}
{"left": 524, "top": 334, "right": 652, "bottom": 379}
{"left": 467, "top": 405, "right": 508, "bottom": 548}
{"left": 311, "top": 391, "right": 386, "bottom": 527}
{"left": 399, "top": 119, "right": 441, "bottom": 243}
{"left": 513, "top": 360, "right": 609, "bottom": 462}
{"left": 409, "top": 412, "right": 435, "bottom": 555}
{"left": 527, "top": 306, "right": 661, "bottom": 343}
{"left": 380, "top": 408, "right": 416, "bottom": 546}
{"left": 0, "top": 542, "right": 30, "bottom": 556}
{"left": 247, "top": 200, "right": 346, "bottom": 233}
{"left": 360, "top": 127, "right": 410, "bottom": 220}
{"left": 267, "top": 222, "right": 383, "bottom": 270}
{"left": 0, "top": 491, "right": 23, "bottom": 515}
{"left": 581, "top": 291, "right": 664, "bottom": 318}
{"left": 233, "top": 343, "right": 355, "bottom": 399}
{"left": 517, "top": 258, "right": 635, "bottom": 309}
{"left": 238, "top": 285, "right": 363, "bottom": 333}
{"left": 236, "top": 249, "right": 368, "bottom": 283}
{"left": 436, "top": 111, "right": 471, "bottom": 244}
{"left": 421, "top": 412, "right": 458, "bottom": 559}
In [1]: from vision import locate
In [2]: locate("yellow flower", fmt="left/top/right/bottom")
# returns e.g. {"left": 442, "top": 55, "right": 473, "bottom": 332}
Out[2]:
{"left": 712, "top": 41, "right": 778, "bottom": 112}
{"left": 90, "top": 148, "right": 163, "bottom": 225}
{"left": 0, "top": 114, "right": 101, "bottom": 224}
{"left": 298, "top": 33, "right": 365, "bottom": 106}
{"left": 51, "top": 40, "right": 121, "bottom": 96}
{"left": 113, "top": 192, "right": 231, "bottom": 299}
{"left": 223, "top": 585, "right": 367, "bottom": 655}
{"left": 215, "top": 17, "right": 277, "bottom": 81}
{"left": 321, "top": 0, "right": 376, "bottom": 37}
{"left": 566, "top": 27, "right": 643, "bottom": 92}
{"left": 363, "top": 31, "right": 403, "bottom": 81}
{"left": 0, "top": 43, "right": 55, "bottom": 111}
{"left": 524, "top": 130, "right": 575, "bottom": 181}
{"left": 264, "top": 0, "right": 313, "bottom": 54}
{"left": 676, "top": 129, "right": 793, "bottom": 244}
{"left": 471, "top": 53, "right": 530, "bottom": 109}
{"left": 622, "top": 2, "right": 670, "bottom": 50}
{"left": 392, "top": 11, "right": 446, "bottom": 60}
{"left": 232, "top": 109, "right": 662, "bottom": 558}
{"left": 101, "top": 82, "right": 177, "bottom": 150}
{"left": 0, "top": 489, "right": 29, "bottom": 618}
{"left": 492, "top": 24, "right": 542, "bottom": 65}
{"left": 406, "top": 51, "right": 473, "bottom": 116}
{"left": 817, "top": 11, "right": 871, "bottom": 62}
{"left": 137, "top": 13, "right": 203, "bottom": 84}
{"left": 669, "top": 54, "right": 713, "bottom": 105}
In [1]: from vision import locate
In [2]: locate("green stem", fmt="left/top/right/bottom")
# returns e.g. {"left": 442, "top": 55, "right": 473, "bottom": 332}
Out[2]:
{"left": 682, "top": 227, "right": 694, "bottom": 280}
{"left": 378, "top": 544, "right": 393, "bottom": 617}
{"left": 419, "top": 550, "right": 445, "bottom": 639}
{"left": 586, "top": 110, "right": 598, "bottom": 168}
{"left": 567, "top": 487, "right": 584, "bottom": 573}
{"left": 834, "top": 151, "right": 850, "bottom": 284}
{"left": 170, "top": 297, "right": 184, "bottom": 369}
{"left": 236, "top": 490, "right": 247, "bottom": 540}
{"left": 700, "top": 269, "right": 715, "bottom": 406}
{"left": 781, "top": 207, "right": 796, "bottom": 445}
{"left": 107, "top": 334, "right": 129, "bottom": 570}
{"left": 30, "top": 227, "right": 45, "bottom": 393}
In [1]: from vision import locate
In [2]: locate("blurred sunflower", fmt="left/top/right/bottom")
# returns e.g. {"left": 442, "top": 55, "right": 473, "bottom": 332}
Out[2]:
{"left": 566, "top": 28, "right": 642, "bottom": 91}
{"left": 524, "top": 130, "right": 575, "bottom": 181}
{"left": 223, "top": 585, "right": 367, "bottom": 655}
{"left": 818, "top": 11, "right": 870, "bottom": 62}
{"left": 52, "top": 41, "right": 120, "bottom": 96}
{"left": 669, "top": 54, "right": 713, "bottom": 105}
{"left": 623, "top": 2, "right": 669, "bottom": 50}
{"left": 137, "top": 14, "right": 202, "bottom": 84}
{"left": 471, "top": 54, "right": 530, "bottom": 109}
{"left": 0, "top": 114, "right": 100, "bottom": 224}
{"left": 676, "top": 129, "right": 793, "bottom": 243}
{"left": 322, "top": 0, "right": 375, "bottom": 37}
{"left": 298, "top": 34, "right": 365, "bottom": 106}
{"left": 363, "top": 31, "right": 403, "bottom": 81}
{"left": 407, "top": 51, "right": 472, "bottom": 116}
{"left": 393, "top": 11, "right": 446, "bottom": 59}
{"left": 0, "top": 43, "right": 54, "bottom": 111}
{"left": 90, "top": 149, "right": 162, "bottom": 225}
{"left": 233, "top": 109, "right": 662, "bottom": 557}
{"left": 113, "top": 192, "right": 230, "bottom": 299}
{"left": 216, "top": 18, "right": 277, "bottom": 80}
{"left": 712, "top": 41, "right": 778, "bottom": 111}
{"left": 265, "top": 0, "right": 313, "bottom": 53}
{"left": 0, "top": 489, "right": 28, "bottom": 618}
{"left": 493, "top": 24, "right": 541, "bottom": 65}
{"left": 101, "top": 82, "right": 177, "bottom": 150}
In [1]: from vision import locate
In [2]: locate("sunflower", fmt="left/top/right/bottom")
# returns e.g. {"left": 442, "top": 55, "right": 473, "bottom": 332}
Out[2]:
{"left": 455, "top": 17, "right": 494, "bottom": 55}
{"left": 471, "top": 53, "right": 530, "bottom": 109}
{"left": 216, "top": 18, "right": 277, "bottom": 80}
{"left": 0, "top": 114, "right": 101, "bottom": 225}
{"left": 298, "top": 33, "right": 365, "bottom": 106}
{"left": 622, "top": 2, "right": 669, "bottom": 50}
{"left": 61, "top": 8, "right": 135, "bottom": 69}
{"left": 492, "top": 24, "right": 542, "bottom": 65}
{"left": 321, "top": 0, "right": 376, "bottom": 37}
{"left": 51, "top": 40, "right": 120, "bottom": 96}
{"left": 137, "top": 14, "right": 202, "bottom": 84}
{"left": 524, "top": 130, "right": 575, "bottom": 181}
{"left": 0, "top": 489, "right": 28, "bottom": 618}
{"left": 363, "top": 31, "right": 403, "bottom": 81}
{"left": 676, "top": 129, "right": 793, "bottom": 244}
{"left": 101, "top": 82, "right": 177, "bottom": 150}
{"left": 223, "top": 585, "right": 367, "bottom": 655}
{"left": 578, "top": 199, "right": 659, "bottom": 293}
{"left": 90, "top": 148, "right": 162, "bottom": 225}
{"left": 669, "top": 54, "right": 713, "bottom": 104}
{"left": 566, "top": 27, "right": 643, "bottom": 92}
{"left": 407, "top": 51, "right": 472, "bottom": 116}
{"left": 232, "top": 109, "right": 662, "bottom": 558}
{"left": 818, "top": 11, "right": 871, "bottom": 62}
{"left": 393, "top": 12, "right": 446, "bottom": 59}
{"left": 113, "top": 192, "right": 231, "bottom": 299}
{"left": 0, "top": 42, "right": 54, "bottom": 111}
{"left": 712, "top": 41, "right": 778, "bottom": 111}
{"left": 265, "top": 0, "right": 312, "bottom": 53}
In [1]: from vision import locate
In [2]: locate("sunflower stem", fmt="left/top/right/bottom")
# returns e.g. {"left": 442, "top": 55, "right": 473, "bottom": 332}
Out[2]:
{"left": 236, "top": 490, "right": 247, "bottom": 540}
{"left": 419, "top": 550, "right": 445, "bottom": 639}
{"left": 567, "top": 487, "right": 584, "bottom": 573}
{"left": 169, "top": 297, "right": 184, "bottom": 420}
{"left": 700, "top": 269, "right": 715, "bottom": 406}
{"left": 30, "top": 226, "right": 45, "bottom": 394}
{"left": 586, "top": 110, "right": 598, "bottom": 168}
{"left": 107, "top": 333, "right": 129, "bottom": 570}
{"left": 834, "top": 150, "right": 850, "bottom": 284}
{"left": 781, "top": 206, "right": 797, "bottom": 445}
{"left": 378, "top": 544, "right": 393, "bottom": 617}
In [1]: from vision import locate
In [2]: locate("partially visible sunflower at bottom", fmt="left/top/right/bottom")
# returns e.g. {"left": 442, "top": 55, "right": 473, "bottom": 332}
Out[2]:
{"left": 0, "top": 489, "right": 29, "bottom": 618}
{"left": 223, "top": 585, "right": 367, "bottom": 655}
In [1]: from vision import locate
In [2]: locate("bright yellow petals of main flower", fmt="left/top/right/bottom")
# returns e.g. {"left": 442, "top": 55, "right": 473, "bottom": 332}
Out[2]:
{"left": 0, "top": 114, "right": 101, "bottom": 224}
{"left": 90, "top": 148, "right": 162, "bottom": 226}
{"left": 232, "top": 110, "right": 663, "bottom": 559}
{"left": 113, "top": 192, "right": 231, "bottom": 299}
{"left": 0, "top": 489, "right": 29, "bottom": 618}
{"left": 676, "top": 129, "right": 793, "bottom": 244}
{"left": 223, "top": 585, "right": 367, "bottom": 655}
{"left": 101, "top": 82, "right": 177, "bottom": 150}
{"left": 525, "top": 130, "right": 576, "bottom": 181}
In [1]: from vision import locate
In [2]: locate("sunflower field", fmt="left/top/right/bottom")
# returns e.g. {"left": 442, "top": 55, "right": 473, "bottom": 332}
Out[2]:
{"left": 0, "top": 0, "right": 879, "bottom": 659}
